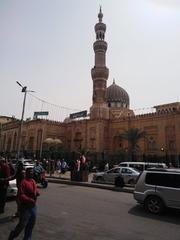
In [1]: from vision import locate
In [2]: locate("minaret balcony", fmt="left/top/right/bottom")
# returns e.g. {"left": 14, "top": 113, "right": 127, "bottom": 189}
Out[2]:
{"left": 93, "top": 41, "right": 107, "bottom": 51}
{"left": 95, "top": 22, "right": 106, "bottom": 32}
{"left": 91, "top": 67, "right": 109, "bottom": 80}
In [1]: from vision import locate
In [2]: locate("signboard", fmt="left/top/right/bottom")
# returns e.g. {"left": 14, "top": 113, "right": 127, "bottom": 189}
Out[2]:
{"left": 70, "top": 110, "right": 87, "bottom": 119}
{"left": 33, "top": 111, "right": 49, "bottom": 119}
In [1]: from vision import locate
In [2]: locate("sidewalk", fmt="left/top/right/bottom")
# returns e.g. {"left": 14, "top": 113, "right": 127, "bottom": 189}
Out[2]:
{"left": 45, "top": 171, "right": 134, "bottom": 194}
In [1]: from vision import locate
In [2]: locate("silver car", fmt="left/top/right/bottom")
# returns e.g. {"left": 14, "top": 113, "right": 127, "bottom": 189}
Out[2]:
{"left": 92, "top": 167, "right": 140, "bottom": 185}
{"left": 9, "top": 158, "right": 34, "bottom": 168}
{"left": 134, "top": 168, "right": 180, "bottom": 214}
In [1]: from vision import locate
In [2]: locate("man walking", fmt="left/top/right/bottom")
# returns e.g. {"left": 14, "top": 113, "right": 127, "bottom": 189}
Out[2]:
{"left": 8, "top": 167, "right": 39, "bottom": 240}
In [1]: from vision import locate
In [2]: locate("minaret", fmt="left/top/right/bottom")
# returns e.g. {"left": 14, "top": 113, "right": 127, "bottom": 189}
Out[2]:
{"left": 90, "top": 7, "right": 109, "bottom": 120}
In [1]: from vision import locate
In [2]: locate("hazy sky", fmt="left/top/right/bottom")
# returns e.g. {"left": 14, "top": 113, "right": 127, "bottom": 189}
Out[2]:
{"left": 1, "top": 0, "right": 180, "bottom": 121}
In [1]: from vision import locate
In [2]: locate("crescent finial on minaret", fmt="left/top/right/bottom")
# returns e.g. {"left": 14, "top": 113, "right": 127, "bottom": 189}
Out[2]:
{"left": 98, "top": 6, "right": 103, "bottom": 22}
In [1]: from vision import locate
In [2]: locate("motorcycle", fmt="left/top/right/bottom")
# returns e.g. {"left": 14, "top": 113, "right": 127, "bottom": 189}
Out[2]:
{"left": 33, "top": 170, "right": 48, "bottom": 188}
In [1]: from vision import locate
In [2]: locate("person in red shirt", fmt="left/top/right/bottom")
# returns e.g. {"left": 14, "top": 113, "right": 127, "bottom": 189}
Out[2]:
{"left": 8, "top": 167, "right": 39, "bottom": 240}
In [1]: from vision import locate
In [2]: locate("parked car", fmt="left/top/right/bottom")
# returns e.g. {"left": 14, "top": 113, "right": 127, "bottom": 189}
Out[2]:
{"left": 92, "top": 167, "right": 140, "bottom": 185}
{"left": 134, "top": 168, "right": 180, "bottom": 214}
{"left": 7, "top": 179, "right": 18, "bottom": 198}
{"left": 119, "top": 162, "right": 167, "bottom": 172}
{"left": 19, "top": 158, "right": 34, "bottom": 167}
{"left": 9, "top": 158, "right": 34, "bottom": 168}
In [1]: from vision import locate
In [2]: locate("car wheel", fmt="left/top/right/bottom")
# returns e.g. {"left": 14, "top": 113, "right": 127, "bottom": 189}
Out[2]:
{"left": 144, "top": 196, "right": 164, "bottom": 214}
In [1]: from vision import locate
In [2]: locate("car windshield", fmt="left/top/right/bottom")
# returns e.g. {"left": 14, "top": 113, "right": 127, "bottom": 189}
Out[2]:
{"left": 132, "top": 168, "right": 141, "bottom": 173}
{"left": 107, "top": 168, "right": 120, "bottom": 174}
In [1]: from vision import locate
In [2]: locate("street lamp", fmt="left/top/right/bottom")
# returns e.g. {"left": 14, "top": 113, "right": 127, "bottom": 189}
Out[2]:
{"left": 160, "top": 147, "right": 168, "bottom": 165}
{"left": 160, "top": 147, "right": 164, "bottom": 163}
{"left": 16, "top": 81, "right": 35, "bottom": 160}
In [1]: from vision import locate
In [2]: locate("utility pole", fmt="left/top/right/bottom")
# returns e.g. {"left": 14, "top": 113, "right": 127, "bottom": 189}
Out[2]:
{"left": 16, "top": 81, "right": 34, "bottom": 160}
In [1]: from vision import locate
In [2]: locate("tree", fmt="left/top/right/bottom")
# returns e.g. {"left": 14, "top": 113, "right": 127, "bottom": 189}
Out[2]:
{"left": 120, "top": 128, "right": 146, "bottom": 161}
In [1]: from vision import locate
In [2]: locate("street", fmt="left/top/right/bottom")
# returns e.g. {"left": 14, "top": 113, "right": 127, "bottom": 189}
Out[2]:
{"left": 1, "top": 183, "right": 180, "bottom": 240}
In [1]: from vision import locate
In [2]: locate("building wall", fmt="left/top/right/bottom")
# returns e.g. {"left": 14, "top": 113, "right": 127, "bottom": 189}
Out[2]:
{"left": 0, "top": 119, "right": 66, "bottom": 157}
{"left": 0, "top": 110, "right": 179, "bottom": 164}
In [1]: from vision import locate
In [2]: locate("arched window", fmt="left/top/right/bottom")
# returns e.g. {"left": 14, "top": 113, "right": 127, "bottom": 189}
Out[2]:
{"left": 74, "top": 132, "right": 82, "bottom": 150}
{"left": 147, "top": 136, "right": 156, "bottom": 151}
{"left": 113, "top": 136, "right": 122, "bottom": 151}
{"left": 7, "top": 137, "right": 12, "bottom": 152}
{"left": 13, "top": 132, "right": 17, "bottom": 151}
{"left": 3, "top": 134, "right": 6, "bottom": 151}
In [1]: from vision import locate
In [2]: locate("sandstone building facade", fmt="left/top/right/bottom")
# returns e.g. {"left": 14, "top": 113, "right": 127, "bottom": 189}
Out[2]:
{"left": 0, "top": 9, "right": 180, "bottom": 166}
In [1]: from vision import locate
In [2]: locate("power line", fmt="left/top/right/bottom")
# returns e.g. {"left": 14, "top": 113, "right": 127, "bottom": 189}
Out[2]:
{"left": 27, "top": 93, "right": 155, "bottom": 120}
{"left": 28, "top": 93, "right": 82, "bottom": 112}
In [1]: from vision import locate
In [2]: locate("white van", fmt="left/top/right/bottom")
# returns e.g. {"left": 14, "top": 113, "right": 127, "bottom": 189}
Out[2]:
{"left": 119, "top": 162, "right": 167, "bottom": 172}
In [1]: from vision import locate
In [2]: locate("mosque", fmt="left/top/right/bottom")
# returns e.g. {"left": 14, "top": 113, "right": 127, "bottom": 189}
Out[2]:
{"left": 0, "top": 8, "right": 179, "bottom": 166}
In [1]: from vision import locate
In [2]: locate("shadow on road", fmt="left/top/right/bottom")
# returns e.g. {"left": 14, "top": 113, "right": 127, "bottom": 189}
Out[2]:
{"left": 128, "top": 204, "right": 180, "bottom": 225}
{"left": 57, "top": 184, "right": 72, "bottom": 189}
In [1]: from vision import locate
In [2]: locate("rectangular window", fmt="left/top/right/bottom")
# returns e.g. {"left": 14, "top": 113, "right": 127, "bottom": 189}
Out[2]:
{"left": 168, "top": 140, "right": 176, "bottom": 151}
{"left": 145, "top": 173, "right": 180, "bottom": 188}
{"left": 120, "top": 164, "right": 127, "bottom": 167}
{"left": 129, "top": 164, "right": 144, "bottom": 171}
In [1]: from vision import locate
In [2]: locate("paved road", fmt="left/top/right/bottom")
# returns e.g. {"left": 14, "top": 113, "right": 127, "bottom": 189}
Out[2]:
{"left": 1, "top": 183, "right": 180, "bottom": 240}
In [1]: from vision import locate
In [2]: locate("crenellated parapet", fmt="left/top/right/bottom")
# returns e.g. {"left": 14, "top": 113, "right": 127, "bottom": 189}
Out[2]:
{"left": 127, "top": 108, "right": 179, "bottom": 121}
{"left": 110, "top": 105, "right": 180, "bottom": 122}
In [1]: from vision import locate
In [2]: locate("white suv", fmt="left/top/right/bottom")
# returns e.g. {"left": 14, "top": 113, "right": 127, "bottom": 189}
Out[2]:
{"left": 134, "top": 168, "right": 180, "bottom": 214}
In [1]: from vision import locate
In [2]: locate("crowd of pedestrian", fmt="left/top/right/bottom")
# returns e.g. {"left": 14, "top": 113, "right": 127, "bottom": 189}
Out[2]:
{"left": 40, "top": 156, "right": 89, "bottom": 182}
{"left": 0, "top": 154, "right": 91, "bottom": 239}
{"left": 40, "top": 158, "right": 69, "bottom": 176}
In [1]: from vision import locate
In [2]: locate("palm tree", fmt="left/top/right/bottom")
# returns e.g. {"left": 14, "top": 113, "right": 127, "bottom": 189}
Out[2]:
{"left": 120, "top": 128, "right": 146, "bottom": 161}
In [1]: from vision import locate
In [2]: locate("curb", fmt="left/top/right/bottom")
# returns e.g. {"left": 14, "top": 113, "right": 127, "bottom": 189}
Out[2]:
{"left": 46, "top": 177, "right": 134, "bottom": 194}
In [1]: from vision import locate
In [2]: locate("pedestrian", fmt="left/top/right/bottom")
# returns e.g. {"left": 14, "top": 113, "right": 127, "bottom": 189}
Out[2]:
{"left": 0, "top": 158, "right": 10, "bottom": 214}
{"left": 56, "top": 159, "right": 61, "bottom": 174}
{"left": 8, "top": 161, "right": 15, "bottom": 176}
{"left": 0, "top": 161, "right": 25, "bottom": 217}
{"left": 80, "top": 155, "right": 89, "bottom": 182}
{"left": 75, "top": 157, "right": 81, "bottom": 181}
{"left": 104, "top": 162, "right": 109, "bottom": 171}
{"left": 12, "top": 161, "right": 25, "bottom": 218}
{"left": 33, "top": 160, "right": 44, "bottom": 175}
{"left": 61, "top": 159, "right": 67, "bottom": 174}
{"left": 42, "top": 158, "right": 47, "bottom": 171}
{"left": 49, "top": 159, "right": 55, "bottom": 176}
{"left": 8, "top": 167, "right": 40, "bottom": 240}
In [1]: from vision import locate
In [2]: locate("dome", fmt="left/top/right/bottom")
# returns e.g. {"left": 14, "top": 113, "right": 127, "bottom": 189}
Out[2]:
{"left": 107, "top": 80, "right": 129, "bottom": 108}
{"left": 63, "top": 117, "right": 72, "bottom": 123}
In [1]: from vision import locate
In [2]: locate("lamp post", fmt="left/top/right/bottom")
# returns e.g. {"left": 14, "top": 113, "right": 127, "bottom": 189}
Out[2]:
{"left": 160, "top": 147, "right": 168, "bottom": 165}
{"left": 16, "top": 81, "right": 34, "bottom": 160}
{"left": 160, "top": 147, "right": 164, "bottom": 163}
